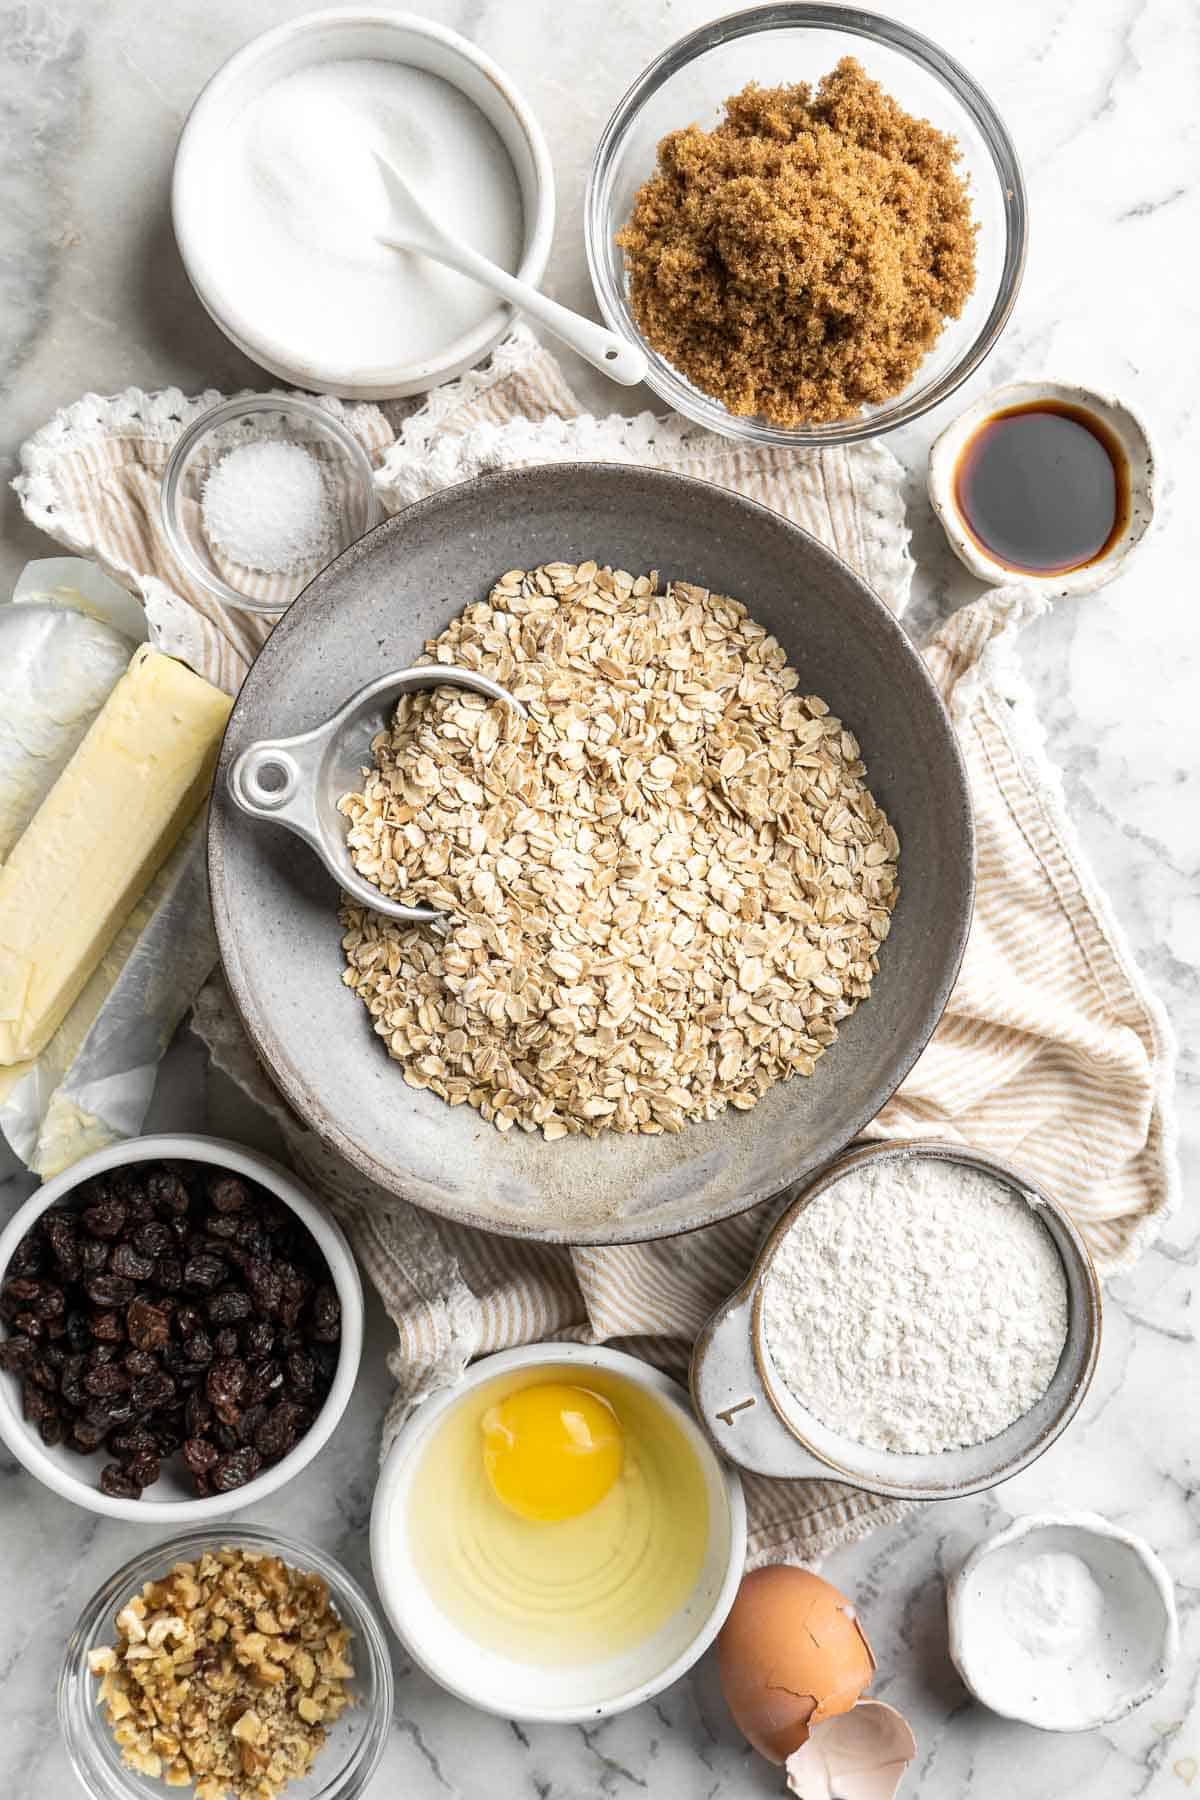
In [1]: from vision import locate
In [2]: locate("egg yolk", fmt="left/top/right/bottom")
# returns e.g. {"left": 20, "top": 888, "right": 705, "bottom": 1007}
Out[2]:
{"left": 481, "top": 1383, "right": 624, "bottom": 1522}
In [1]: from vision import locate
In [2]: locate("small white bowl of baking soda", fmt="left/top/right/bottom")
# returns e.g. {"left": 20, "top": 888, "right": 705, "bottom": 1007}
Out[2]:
{"left": 691, "top": 1140, "right": 1101, "bottom": 1500}
{"left": 947, "top": 1512, "right": 1178, "bottom": 1729}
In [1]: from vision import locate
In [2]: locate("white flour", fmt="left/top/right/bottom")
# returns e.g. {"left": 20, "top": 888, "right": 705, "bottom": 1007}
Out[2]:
{"left": 762, "top": 1155, "right": 1069, "bottom": 1455}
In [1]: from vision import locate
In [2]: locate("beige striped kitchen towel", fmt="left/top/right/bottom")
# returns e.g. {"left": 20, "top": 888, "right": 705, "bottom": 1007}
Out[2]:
{"left": 19, "top": 324, "right": 1179, "bottom": 1563}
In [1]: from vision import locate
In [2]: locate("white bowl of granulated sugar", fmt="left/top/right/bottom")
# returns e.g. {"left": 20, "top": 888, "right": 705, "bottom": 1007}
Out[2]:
{"left": 172, "top": 10, "right": 554, "bottom": 399}
{"left": 691, "top": 1141, "right": 1102, "bottom": 1501}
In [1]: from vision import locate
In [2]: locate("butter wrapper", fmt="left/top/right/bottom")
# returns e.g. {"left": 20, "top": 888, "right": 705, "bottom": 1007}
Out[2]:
{"left": 0, "top": 559, "right": 218, "bottom": 1176}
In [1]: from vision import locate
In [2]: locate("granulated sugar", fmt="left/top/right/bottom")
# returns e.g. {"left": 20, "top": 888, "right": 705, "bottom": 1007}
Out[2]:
{"left": 762, "top": 1155, "right": 1069, "bottom": 1455}
{"left": 201, "top": 440, "right": 336, "bottom": 575}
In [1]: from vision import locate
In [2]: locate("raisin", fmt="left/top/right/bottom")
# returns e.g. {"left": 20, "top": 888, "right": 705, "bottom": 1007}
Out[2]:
{"left": 285, "top": 1349, "right": 317, "bottom": 1394}
{"left": 123, "top": 1348, "right": 159, "bottom": 1379}
{"left": 214, "top": 1328, "right": 240, "bottom": 1360}
{"left": 65, "top": 1311, "right": 93, "bottom": 1353}
{"left": 131, "top": 1370, "right": 175, "bottom": 1413}
{"left": 244, "top": 1258, "right": 282, "bottom": 1314}
{"left": 99, "top": 1463, "right": 141, "bottom": 1499}
{"left": 70, "top": 1416, "right": 109, "bottom": 1452}
{"left": 0, "top": 1336, "right": 35, "bottom": 1374}
{"left": 7, "top": 1233, "right": 44, "bottom": 1278}
{"left": 43, "top": 1214, "right": 81, "bottom": 1281}
{"left": 155, "top": 1257, "right": 184, "bottom": 1294}
{"left": 212, "top": 1420, "right": 240, "bottom": 1453}
{"left": 206, "top": 1358, "right": 246, "bottom": 1411}
{"left": 13, "top": 1313, "right": 44, "bottom": 1341}
{"left": 108, "top": 1425, "right": 158, "bottom": 1463}
{"left": 1, "top": 1278, "right": 44, "bottom": 1315}
{"left": 183, "top": 1253, "right": 228, "bottom": 1294}
{"left": 126, "top": 1450, "right": 161, "bottom": 1489}
{"left": 183, "top": 1331, "right": 213, "bottom": 1365}
{"left": 185, "top": 1391, "right": 213, "bottom": 1437}
{"left": 206, "top": 1288, "right": 252, "bottom": 1325}
{"left": 154, "top": 1420, "right": 185, "bottom": 1457}
{"left": 38, "top": 1409, "right": 63, "bottom": 1448}
{"left": 237, "top": 1402, "right": 268, "bottom": 1445}
{"left": 148, "top": 1170, "right": 191, "bottom": 1216}
{"left": 255, "top": 1400, "right": 308, "bottom": 1460}
{"left": 91, "top": 1310, "right": 125, "bottom": 1343}
{"left": 209, "top": 1174, "right": 249, "bottom": 1214}
{"left": 174, "top": 1305, "right": 204, "bottom": 1338}
{"left": 242, "top": 1319, "right": 275, "bottom": 1360}
{"left": 80, "top": 1239, "right": 109, "bottom": 1276}
{"left": 81, "top": 1199, "right": 126, "bottom": 1240}
{"left": 127, "top": 1298, "right": 171, "bottom": 1351}
{"left": 84, "top": 1363, "right": 129, "bottom": 1398}
{"left": 84, "top": 1273, "right": 136, "bottom": 1308}
{"left": 190, "top": 1431, "right": 228, "bottom": 1479}
{"left": 60, "top": 1356, "right": 88, "bottom": 1409}
{"left": 132, "top": 1221, "right": 172, "bottom": 1260}
{"left": 88, "top": 1342, "right": 118, "bottom": 1366}
{"left": 308, "top": 1284, "right": 341, "bottom": 1343}
{"left": 109, "top": 1243, "right": 156, "bottom": 1283}
{"left": 26, "top": 1355, "right": 58, "bottom": 1390}
{"left": 236, "top": 1219, "right": 271, "bottom": 1259}
{"left": 211, "top": 1446, "right": 262, "bottom": 1492}
{"left": 246, "top": 1359, "right": 284, "bottom": 1405}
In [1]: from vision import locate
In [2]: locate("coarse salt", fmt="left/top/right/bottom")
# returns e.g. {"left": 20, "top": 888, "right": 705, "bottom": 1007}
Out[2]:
{"left": 201, "top": 440, "right": 337, "bottom": 576}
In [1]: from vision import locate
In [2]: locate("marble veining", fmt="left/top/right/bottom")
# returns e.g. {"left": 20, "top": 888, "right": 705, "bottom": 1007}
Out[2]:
{"left": 1, "top": 0, "right": 1197, "bottom": 1795}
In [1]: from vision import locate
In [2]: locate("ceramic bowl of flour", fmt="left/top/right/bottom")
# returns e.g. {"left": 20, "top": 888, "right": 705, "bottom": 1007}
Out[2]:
{"left": 691, "top": 1140, "right": 1102, "bottom": 1500}
{"left": 947, "top": 1513, "right": 1178, "bottom": 1729}
{"left": 173, "top": 11, "right": 555, "bottom": 397}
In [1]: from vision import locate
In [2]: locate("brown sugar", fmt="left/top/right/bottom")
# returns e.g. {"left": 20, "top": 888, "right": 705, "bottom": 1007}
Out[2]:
{"left": 616, "top": 59, "right": 977, "bottom": 427}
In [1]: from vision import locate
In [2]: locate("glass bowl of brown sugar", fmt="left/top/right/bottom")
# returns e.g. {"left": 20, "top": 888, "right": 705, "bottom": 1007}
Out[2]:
{"left": 586, "top": 4, "right": 1027, "bottom": 449}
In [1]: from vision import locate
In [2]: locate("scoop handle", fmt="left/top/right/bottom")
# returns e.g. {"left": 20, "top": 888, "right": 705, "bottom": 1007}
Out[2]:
{"left": 690, "top": 1283, "right": 841, "bottom": 1483}
{"left": 377, "top": 227, "right": 647, "bottom": 387}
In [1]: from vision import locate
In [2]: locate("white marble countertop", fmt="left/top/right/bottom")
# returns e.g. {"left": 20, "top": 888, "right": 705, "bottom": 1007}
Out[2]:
{"left": 2, "top": 0, "right": 1198, "bottom": 1795}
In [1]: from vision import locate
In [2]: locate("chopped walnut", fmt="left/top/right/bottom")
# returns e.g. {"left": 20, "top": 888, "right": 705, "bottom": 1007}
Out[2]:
{"left": 88, "top": 1548, "right": 355, "bottom": 1800}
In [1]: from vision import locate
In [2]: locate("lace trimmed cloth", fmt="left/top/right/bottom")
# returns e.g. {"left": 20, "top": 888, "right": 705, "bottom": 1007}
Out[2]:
{"left": 15, "top": 324, "right": 1179, "bottom": 1565}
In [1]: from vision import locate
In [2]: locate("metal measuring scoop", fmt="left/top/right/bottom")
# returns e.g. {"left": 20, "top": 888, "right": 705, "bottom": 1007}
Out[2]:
{"left": 226, "top": 667, "right": 528, "bottom": 924}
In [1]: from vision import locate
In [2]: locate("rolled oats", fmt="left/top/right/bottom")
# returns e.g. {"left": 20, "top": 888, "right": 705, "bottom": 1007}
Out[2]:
{"left": 88, "top": 1547, "right": 354, "bottom": 1800}
{"left": 338, "top": 563, "right": 899, "bottom": 1140}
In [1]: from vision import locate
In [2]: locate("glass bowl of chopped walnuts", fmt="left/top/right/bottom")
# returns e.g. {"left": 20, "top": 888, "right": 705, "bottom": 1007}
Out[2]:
{"left": 59, "top": 1526, "right": 393, "bottom": 1800}
{"left": 587, "top": 3, "right": 1027, "bottom": 447}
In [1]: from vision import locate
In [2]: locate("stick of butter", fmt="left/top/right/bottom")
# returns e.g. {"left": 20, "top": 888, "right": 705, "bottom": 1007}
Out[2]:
{"left": 0, "top": 646, "right": 232, "bottom": 1065}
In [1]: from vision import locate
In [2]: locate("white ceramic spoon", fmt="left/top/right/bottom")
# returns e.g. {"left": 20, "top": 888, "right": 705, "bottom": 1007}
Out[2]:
{"left": 372, "top": 150, "right": 646, "bottom": 386}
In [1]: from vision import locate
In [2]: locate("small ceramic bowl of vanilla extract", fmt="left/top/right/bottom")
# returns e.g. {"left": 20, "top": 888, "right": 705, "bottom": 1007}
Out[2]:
{"left": 928, "top": 380, "right": 1156, "bottom": 597}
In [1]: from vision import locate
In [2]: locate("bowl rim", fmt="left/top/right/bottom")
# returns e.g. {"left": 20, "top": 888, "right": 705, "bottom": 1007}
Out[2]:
{"left": 207, "top": 460, "right": 976, "bottom": 1244}
{"left": 946, "top": 1509, "right": 1180, "bottom": 1729}
{"left": 159, "top": 392, "right": 382, "bottom": 616}
{"left": 0, "top": 1133, "right": 364, "bottom": 1522}
{"left": 58, "top": 1521, "right": 394, "bottom": 1800}
{"left": 171, "top": 7, "right": 556, "bottom": 396}
{"left": 586, "top": 0, "right": 1028, "bottom": 448}
{"left": 368, "top": 1341, "right": 748, "bottom": 1722}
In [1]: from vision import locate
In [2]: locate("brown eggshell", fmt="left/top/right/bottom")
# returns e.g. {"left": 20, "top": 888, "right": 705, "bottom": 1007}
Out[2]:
{"left": 717, "top": 1566, "right": 877, "bottom": 1763}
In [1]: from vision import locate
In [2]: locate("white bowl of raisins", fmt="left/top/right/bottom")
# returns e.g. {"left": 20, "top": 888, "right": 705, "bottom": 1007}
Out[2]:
{"left": 0, "top": 1135, "right": 363, "bottom": 1520}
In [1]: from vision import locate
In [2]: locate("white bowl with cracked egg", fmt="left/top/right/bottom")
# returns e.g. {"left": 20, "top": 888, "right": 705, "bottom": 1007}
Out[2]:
{"left": 371, "top": 1342, "right": 746, "bottom": 1722}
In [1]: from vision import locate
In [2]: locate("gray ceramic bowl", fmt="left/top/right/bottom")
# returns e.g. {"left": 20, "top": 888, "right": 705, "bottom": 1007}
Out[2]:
{"left": 208, "top": 464, "right": 974, "bottom": 1243}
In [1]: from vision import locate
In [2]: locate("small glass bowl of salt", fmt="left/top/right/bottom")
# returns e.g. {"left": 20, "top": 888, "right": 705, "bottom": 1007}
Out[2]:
{"left": 160, "top": 393, "right": 379, "bottom": 615}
